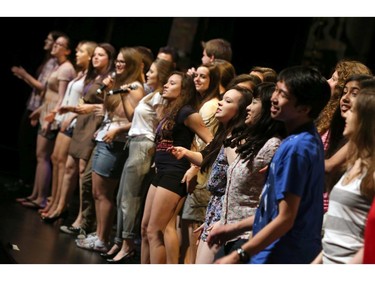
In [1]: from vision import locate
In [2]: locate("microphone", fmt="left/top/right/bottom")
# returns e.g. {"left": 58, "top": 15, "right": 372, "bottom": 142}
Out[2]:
{"left": 96, "top": 72, "right": 116, "bottom": 94}
{"left": 108, "top": 84, "right": 139, "bottom": 95}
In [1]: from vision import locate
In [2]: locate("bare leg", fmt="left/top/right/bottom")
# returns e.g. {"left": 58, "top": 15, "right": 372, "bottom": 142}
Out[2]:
{"left": 147, "top": 187, "right": 183, "bottom": 264}
{"left": 140, "top": 185, "right": 157, "bottom": 264}
{"left": 164, "top": 198, "right": 185, "bottom": 263}
{"left": 23, "top": 134, "right": 54, "bottom": 207}
{"left": 92, "top": 172, "right": 118, "bottom": 243}
{"left": 195, "top": 240, "right": 220, "bottom": 264}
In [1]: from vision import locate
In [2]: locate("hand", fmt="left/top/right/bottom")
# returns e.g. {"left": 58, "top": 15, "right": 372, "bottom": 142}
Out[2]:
{"left": 60, "top": 118, "right": 72, "bottom": 132}
{"left": 102, "top": 75, "right": 114, "bottom": 88}
{"left": 29, "top": 109, "right": 40, "bottom": 121}
{"left": 167, "top": 146, "right": 187, "bottom": 160}
{"left": 181, "top": 166, "right": 198, "bottom": 193}
{"left": 206, "top": 223, "right": 233, "bottom": 248}
{"left": 193, "top": 223, "right": 205, "bottom": 245}
{"left": 58, "top": 105, "right": 76, "bottom": 114}
{"left": 259, "top": 165, "right": 269, "bottom": 174}
{"left": 93, "top": 104, "right": 104, "bottom": 117}
{"left": 44, "top": 111, "right": 56, "bottom": 123}
{"left": 187, "top": 67, "right": 196, "bottom": 77}
{"left": 11, "top": 66, "right": 27, "bottom": 79}
{"left": 118, "top": 83, "right": 134, "bottom": 93}
{"left": 41, "top": 121, "right": 49, "bottom": 133}
{"left": 74, "top": 104, "right": 95, "bottom": 115}
{"left": 30, "top": 119, "right": 39, "bottom": 127}
{"left": 102, "top": 128, "right": 117, "bottom": 143}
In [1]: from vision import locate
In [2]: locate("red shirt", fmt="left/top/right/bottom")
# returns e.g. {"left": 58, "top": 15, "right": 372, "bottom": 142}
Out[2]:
{"left": 364, "top": 198, "right": 375, "bottom": 263}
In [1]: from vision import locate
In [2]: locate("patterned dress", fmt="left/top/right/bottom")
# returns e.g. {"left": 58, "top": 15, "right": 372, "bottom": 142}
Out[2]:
{"left": 200, "top": 146, "right": 228, "bottom": 242}
{"left": 220, "top": 137, "right": 281, "bottom": 242}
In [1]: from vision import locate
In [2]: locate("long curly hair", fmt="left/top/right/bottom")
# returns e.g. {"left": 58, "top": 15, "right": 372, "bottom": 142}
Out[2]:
{"left": 316, "top": 59, "right": 372, "bottom": 135}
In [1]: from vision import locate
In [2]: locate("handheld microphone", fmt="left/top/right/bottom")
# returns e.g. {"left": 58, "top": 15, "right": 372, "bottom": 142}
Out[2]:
{"left": 96, "top": 72, "right": 116, "bottom": 94}
{"left": 108, "top": 84, "right": 139, "bottom": 95}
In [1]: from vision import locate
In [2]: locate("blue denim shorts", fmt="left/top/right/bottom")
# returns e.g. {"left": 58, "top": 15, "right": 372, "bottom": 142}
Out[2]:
{"left": 92, "top": 141, "right": 128, "bottom": 179}
{"left": 61, "top": 118, "right": 76, "bottom": 138}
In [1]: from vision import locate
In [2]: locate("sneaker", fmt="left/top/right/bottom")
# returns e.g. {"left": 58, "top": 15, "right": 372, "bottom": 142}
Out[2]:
{"left": 76, "top": 239, "right": 109, "bottom": 253}
{"left": 75, "top": 233, "right": 97, "bottom": 245}
{"left": 60, "top": 225, "right": 83, "bottom": 235}
{"left": 76, "top": 228, "right": 87, "bottom": 239}
{"left": 77, "top": 230, "right": 95, "bottom": 240}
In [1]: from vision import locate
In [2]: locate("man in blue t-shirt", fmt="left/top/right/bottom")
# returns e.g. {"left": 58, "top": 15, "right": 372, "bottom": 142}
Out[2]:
{"left": 206, "top": 66, "right": 331, "bottom": 264}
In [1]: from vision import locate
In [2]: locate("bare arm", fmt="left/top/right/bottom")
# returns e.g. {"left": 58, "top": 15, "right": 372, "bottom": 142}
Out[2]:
{"left": 311, "top": 251, "right": 323, "bottom": 264}
{"left": 325, "top": 143, "right": 348, "bottom": 173}
{"left": 45, "top": 80, "right": 70, "bottom": 122}
{"left": 215, "top": 192, "right": 301, "bottom": 264}
{"left": 102, "top": 123, "right": 132, "bottom": 144}
{"left": 11, "top": 66, "right": 45, "bottom": 91}
{"left": 168, "top": 146, "right": 203, "bottom": 166}
{"left": 207, "top": 216, "right": 255, "bottom": 247}
{"left": 348, "top": 247, "right": 364, "bottom": 264}
{"left": 120, "top": 84, "right": 145, "bottom": 121}
{"left": 184, "top": 112, "right": 213, "bottom": 145}
{"left": 54, "top": 80, "right": 70, "bottom": 111}
{"left": 74, "top": 104, "right": 103, "bottom": 115}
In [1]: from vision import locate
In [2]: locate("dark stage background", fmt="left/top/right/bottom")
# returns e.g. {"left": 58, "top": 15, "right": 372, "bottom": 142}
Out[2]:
{"left": 2, "top": 17, "right": 375, "bottom": 176}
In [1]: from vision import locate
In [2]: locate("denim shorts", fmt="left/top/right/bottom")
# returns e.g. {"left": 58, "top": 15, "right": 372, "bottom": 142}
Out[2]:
{"left": 61, "top": 118, "right": 76, "bottom": 138}
{"left": 92, "top": 141, "right": 128, "bottom": 179}
{"left": 38, "top": 126, "right": 59, "bottom": 141}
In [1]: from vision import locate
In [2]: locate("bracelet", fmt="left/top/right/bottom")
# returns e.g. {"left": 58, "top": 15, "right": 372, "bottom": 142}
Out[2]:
{"left": 236, "top": 247, "right": 250, "bottom": 263}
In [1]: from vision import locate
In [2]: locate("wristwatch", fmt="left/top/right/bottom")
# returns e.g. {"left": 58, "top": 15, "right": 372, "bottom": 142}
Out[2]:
{"left": 236, "top": 247, "right": 250, "bottom": 263}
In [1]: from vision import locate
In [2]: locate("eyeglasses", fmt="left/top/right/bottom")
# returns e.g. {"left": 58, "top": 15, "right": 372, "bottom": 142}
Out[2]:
{"left": 54, "top": 42, "right": 67, "bottom": 48}
{"left": 115, "top": 60, "right": 126, "bottom": 65}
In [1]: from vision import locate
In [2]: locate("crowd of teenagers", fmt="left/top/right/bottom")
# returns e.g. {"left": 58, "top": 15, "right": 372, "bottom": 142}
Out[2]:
{"left": 9, "top": 30, "right": 375, "bottom": 264}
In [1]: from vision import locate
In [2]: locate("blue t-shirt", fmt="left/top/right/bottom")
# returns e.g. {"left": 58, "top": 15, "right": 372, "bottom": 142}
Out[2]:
{"left": 250, "top": 122, "right": 324, "bottom": 264}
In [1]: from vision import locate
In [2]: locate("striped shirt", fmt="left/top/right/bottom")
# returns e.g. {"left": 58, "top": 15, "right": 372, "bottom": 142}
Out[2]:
{"left": 322, "top": 171, "right": 371, "bottom": 264}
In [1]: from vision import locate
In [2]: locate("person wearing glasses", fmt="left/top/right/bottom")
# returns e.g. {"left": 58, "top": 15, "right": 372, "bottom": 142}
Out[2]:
{"left": 58, "top": 43, "right": 116, "bottom": 237}
{"left": 76, "top": 47, "right": 145, "bottom": 252}
{"left": 12, "top": 30, "right": 64, "bottom": 199}
{"left": 22, "top": 34, "right": 76, "bottom": 210}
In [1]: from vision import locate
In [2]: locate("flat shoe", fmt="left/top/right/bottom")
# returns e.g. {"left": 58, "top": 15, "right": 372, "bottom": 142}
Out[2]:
{"left": 60, "top": 225, "right": 83, "bottom": 235}
{"left": 15, "top": 197, "right": 32, "bottom": 203}
{"left": 100, "top": 244, "right": 121, "bottom": 259}
{"left": 41, "top": 210, "right": 69, "bottom": 223}
{"left": 21, "top": 201, "right": 46, "bottom": 209}
{"left": 106, "top": 249, "right": 136, "bottom": 264}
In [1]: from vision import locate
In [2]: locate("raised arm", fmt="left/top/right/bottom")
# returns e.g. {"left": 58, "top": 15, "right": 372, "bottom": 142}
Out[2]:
{"left": 184, "top": 112, "right": 213, "bottom": 145}
{"left": 325, "top": 143, "right": 348, "bottom": 173}
{"left": 11, "top": 66, "right": 45, "bottom": 92}
{"left": 119, "top": 83, "right": 145, "bottom": 121}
